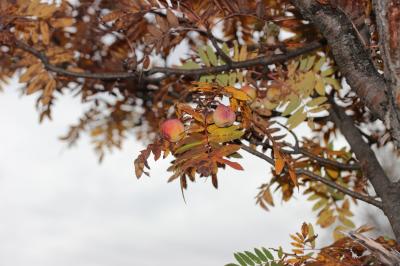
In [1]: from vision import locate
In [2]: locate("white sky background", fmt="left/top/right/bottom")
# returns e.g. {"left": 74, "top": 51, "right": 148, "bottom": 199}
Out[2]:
{"left": 0, "top": 79, "right": 392, "bottom": 266}
{"left": 0, "top": 80, "right": 318, "bottom": 265}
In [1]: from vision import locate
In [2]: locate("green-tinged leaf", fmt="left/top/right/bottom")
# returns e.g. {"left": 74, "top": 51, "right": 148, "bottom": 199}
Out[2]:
{"left": 181, "top": 60, "right": 200, "bottom": 69}
{"left": 317, "top": 209, "right": 336, "bottom": 228}
{"left": 234, "top": 253, "right": 247, "bottom": 266}
{"left": 175, "top": 141, "right": 204, "bottom": 154}
{"left": 254, "top": 248, "right": 268, "bottom": 262}
{"left": 315, "top": 77, "right": 325, "bottom": 95}
{"left": 209, "top": 129, "right": 245, "bottom": 143}
{"left": 296, "top": 71, "right": 316, "bottom": 96}
{"left": 313, "top": 57, "right": 325, "bottom": 72}
{"left": 309, "top": 104, "right": 329, "bottom": 113}
{"left": 333, "top": 225, "right": 347, "bottom": 240}
{"left": 287, "top": 106, "right": 306, "bottom": 129}
{"left": 228, "top": 72, "right": 237, "bottom": 86}
{"left": 305, "top": 55, "right": 316, "bottom": 71}
{"left": 239, "top": 45, "right": 247, "bottom": 61}
{"left": 206, "top": 45, "right": 218, "bottom": 66}
{"left": 332, "top": 191, "right": 345, "bottom": 201}
{"left": 263, "top": 99, "right": 279, "bottom": 110}
{"left": 198, "top": 48, "right": 210, "bottom": 67}
{"left": 262, "top": 247, "right": 274, "bottom": 260}
{"left": 217, "top": 74, "right": 229, "bottom": 86}
{"left": 222, "top": 42, "right": 230, "bottom": 57}
{"left": 312, "top": 198, "right": 328, "bottom": 211}
{"left": 321, "top": 67, "right": 335, "bottom": 77}
{"left": 307, "top": 194, "right": 320, "bottom": 201}
{"left": 234, "top": 41, "right": 240, "bottom": 61}
{"left": 308, "top": 223, "right": 316, "bottom": 248}
{"left": 229, "top": 152, "right": 243, "bottom": 159}
{"left": 299, "top": 57, "right": 308, "bottom": 71}
{"left": 238, "top": 252, "right": 255, "bottom": 266}
{"left": 339, "top": 215, "right": 356, "bottom": 228}
{"left": 282, "top": 94, "right": 301, "bottom": 116}
{"left": 199, "top": 75, "right": 215, "bottom": 83}
{"left": 277, "top": 247, "right": 283, "bottom": 259}
{"left": 207, "top": 124, "right": 240, "bottom": 134}
{"left": 306, "top": 96, "right": 327, "bottom": 107}
{"left": 323, "top": 77, "right": 341, "bottom": 90}
{"left": 245, "top": 251, "right": 262, "bottom": 264}
{"left": 225, "top": 264, "right": 240, "bottom": 266}
{"left": 237, "top": 72, "right": 244, "bottom": 84}
{"left": 288, "top": 60, "right": 299, "bottom": 76}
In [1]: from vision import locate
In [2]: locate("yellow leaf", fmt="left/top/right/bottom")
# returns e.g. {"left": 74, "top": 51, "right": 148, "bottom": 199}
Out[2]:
{"left": 224, "top": 86, "right": 251, "bottom": 101}
{"left": 297, "top": 71, "right": 316, "bottom": 95}
{"left": 233, "top": 41, "right": 239, "bottom": 61}
{"left": 40, "top": 21, "right": 50, "bottom": 45}
{"left": 208, "top": 128, "right": 244, "bottom": 143}
{"left": 282, "top": 94, "right": 300, "bottom": 116}
{"left": 239, "top": 45, "right": 247, "bottom": 61}
{"left": 339, "top": 215, "right": 355, "bottom": 228}
{"left": 306, "top": 96, "right": 327, "bottom": 107}
{"left": 287, "top": 106, "right": 306, "bottom": 129}
{"left": 326, "top": 167, "right": 339, "bottom": 179}
{"left": 50, "top": 18, "right": 75, "bottom": 28}
{"left": 323, "top": 77, "right": 341, "bottom": 90}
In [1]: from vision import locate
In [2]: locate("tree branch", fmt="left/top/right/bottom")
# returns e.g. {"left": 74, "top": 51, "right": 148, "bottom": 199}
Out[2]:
{"left": 372, "top": 0, "right": 400, "bottom": 97}
{"left": 206, "top": 29, "right": 233, "bottom": 65}
{"left": 240, "top": 143, "right": 383, "bottom": 209}
{"left": 13, "top": 39, "right": 322, "bottom": 81}
{"left": 249, "top": 139, "right": 360, "bottom": 171}
{"left": 291, "top": 0, "right": 400, "bottom": 148}
{"left": 329, "top": 103, "right": 400, "bottom": 239}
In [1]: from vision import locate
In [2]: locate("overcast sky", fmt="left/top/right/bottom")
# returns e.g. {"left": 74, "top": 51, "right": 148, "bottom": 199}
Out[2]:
{"left": 0, "top": 78, "right": 338, "bottom": 265}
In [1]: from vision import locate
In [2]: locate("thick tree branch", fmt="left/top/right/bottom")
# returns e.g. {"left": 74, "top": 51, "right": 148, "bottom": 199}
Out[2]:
{"left": 14, "top": 39, "right": 322, "bottom": 81}
{"left": 373, "top": 0, "right": 400, "bottom": 97}
{"left": 291, "top": 0, "right": 400, "bottom": 148}
{"left": 329, "top": 104, "right": 400, "bottom": 240}
{"left": 240, "top": 144, "right": 382, "bottom": 209}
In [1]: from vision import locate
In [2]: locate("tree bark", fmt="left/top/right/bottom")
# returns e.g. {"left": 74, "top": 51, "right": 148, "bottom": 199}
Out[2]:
{"left": 330, "top": 105, "right": 400, "bottom": 240}
{"left": 291, "top": 0, "right": 400, "bottom": 148}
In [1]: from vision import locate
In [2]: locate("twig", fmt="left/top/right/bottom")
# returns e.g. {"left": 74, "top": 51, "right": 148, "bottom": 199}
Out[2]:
{"left": 206, "top": 29, "right": 233, "bottom": 65}
{"left": 13, "top": 39, "right": 322, "bottom": 81}
{"left": 240, "top": 143, "right": 383, "bottom": 209}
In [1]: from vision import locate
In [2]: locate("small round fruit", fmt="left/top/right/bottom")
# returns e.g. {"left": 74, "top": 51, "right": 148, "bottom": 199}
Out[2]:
{"left": 242, "top": 85, "right": 257, "bottom": 100}
{"left": 160, "top": 119, "right": 185, "bottom": 142}
{"left": 213, "top": 104, "right": 236, "bottom": 127}
{"left": 266, "top": 87, "right": 281, "bottom": 102}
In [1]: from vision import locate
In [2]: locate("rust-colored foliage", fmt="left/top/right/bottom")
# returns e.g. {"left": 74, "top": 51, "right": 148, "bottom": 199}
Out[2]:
{"left": 0, "top": 0, "right": 399, "bottom": 265}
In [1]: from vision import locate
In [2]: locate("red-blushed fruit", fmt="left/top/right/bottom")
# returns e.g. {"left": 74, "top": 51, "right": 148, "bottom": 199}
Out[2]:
{"left": 160, "top": 119, "right": 185, "bottom": 142}
{"left": 213, "top": 104, "right": 236, "bottom": 127}
{"left": 242, "top": 85, "right": 257, "bottom": 100}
